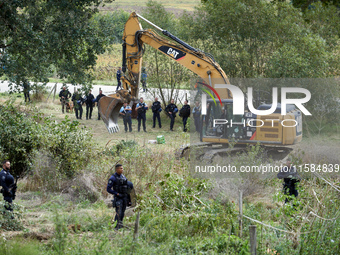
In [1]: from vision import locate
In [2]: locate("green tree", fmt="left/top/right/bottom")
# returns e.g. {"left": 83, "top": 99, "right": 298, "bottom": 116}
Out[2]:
{"left": 303, "top": 2, "right": 340, "bottom": 75}
{"left": 265, "top": 34, "right": 331, "bottom": 78}
{"left": 0, "top": 0, "right": 113, "bottom": 90}
{"left": 141, "top": 1, "right": 193, "bottom": 106}
{"left": 181, "top": 0, "right": 337, "bottom": 78}
{"left": 179, "top": 0, "right": 339, "bottom": 129}
{"left": 91, "top": 10, "right": 130, "bottom": 46}
{"left": 142, "top": 0, "right": 177, "bottom": 33}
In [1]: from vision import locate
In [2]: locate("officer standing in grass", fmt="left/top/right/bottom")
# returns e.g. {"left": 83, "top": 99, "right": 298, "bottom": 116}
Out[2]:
{"left": 85, "top": 89, "right": 95, "bottom": 120}
{"left": 95, "top": 89, "right": 106, "bottom": 120}
{"left": 165, "top": 99, "right": 178, "bottom": 131}
{"left": 107, "top": 164, "right": 133, "bottom": 230}
{"left": 136, "top": 97, "right": 148, "bottom": 132}
{"left": 179, "top": 100, "right": 191, "bottom": 132}
{"left": 141, "top": 67, "right": 147, "bottom": 92}
{"left": 151, "top": 97, "right": 162, "bottom": 128}
{"left": 72, "top": 89, "right": 84, "bottom": 119}
{"left": 59, "top": 86, "right": 71, "bottom": 114}
{"left": 119, "top": 102, "right": 132, "bottom": 132}
{"left": 116, "top": 67, "right": 122, "bottom": 91}
{"left": 0, "top": 160, "right": 17, "bottom": 211}
{"left": 23, "top": 80, "right": 31, "bottom": 102}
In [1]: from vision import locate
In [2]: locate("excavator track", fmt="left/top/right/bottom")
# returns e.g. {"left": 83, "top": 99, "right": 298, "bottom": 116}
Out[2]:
{"left": 176, "top": 143, "right": 294, "bottom": 163}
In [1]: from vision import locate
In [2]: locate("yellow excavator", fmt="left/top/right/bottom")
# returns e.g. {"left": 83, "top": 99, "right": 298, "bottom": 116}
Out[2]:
{"left": 98, "top": 11, "right": 231, "bottom": 133}
{"left": 98, "top": 12, "right": 302, "bottom": 159}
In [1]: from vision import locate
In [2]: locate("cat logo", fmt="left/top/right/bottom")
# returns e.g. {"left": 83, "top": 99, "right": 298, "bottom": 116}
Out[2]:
{"left": 167, "top": 48, "right": 179, "bottom": 58}
{"left": 158, "top": 46, "right": 186, "bottom": 60}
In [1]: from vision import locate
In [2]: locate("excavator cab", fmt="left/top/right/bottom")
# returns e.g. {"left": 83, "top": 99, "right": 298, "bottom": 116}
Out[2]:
{"left": 203, "top": 99, "right": 249, "bottom": 140}
{"left": 201, "top": 99, "right": 302, "bottom": 146}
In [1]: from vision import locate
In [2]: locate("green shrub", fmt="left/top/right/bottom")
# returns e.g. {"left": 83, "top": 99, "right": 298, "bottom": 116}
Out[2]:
{"left": 35, "top": 115, "right": 94, "bottom": 178}
{"left": 0, "top": 99, "right": 37, "bottom": 175}
{"left": 0, "top": 100, "right": 95, "bottom": 178}
{"left": 51, "top": 210, "right": 69, "bottom": 255}
{"left": 0, "top": 202, "right": 25, "bottom": 231}
{"left": 157, "top": 172, "right": 208, "bottom": 212}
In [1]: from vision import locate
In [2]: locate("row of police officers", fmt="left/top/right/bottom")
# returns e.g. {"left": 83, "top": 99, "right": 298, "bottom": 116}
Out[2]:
{"left": 59, "top": 87, "right": 106, "bottom": 120}
{"left": 59, "top": 86, "right": 202, "bottom": 132}
{"left": 119, "top": 97, "right": 201, "bottom": 133}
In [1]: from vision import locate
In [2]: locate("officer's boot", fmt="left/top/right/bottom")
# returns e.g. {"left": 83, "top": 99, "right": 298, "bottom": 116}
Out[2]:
{"left": 115, "top": 220, "right": 123, "bottom": 230}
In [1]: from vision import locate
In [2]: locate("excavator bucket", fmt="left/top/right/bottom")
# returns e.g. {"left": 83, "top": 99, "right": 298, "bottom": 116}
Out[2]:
{"left": 98, "top": 90, "right": 134, "bottom": 133}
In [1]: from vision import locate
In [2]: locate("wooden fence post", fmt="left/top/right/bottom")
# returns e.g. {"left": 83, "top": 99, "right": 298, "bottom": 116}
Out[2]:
{"left": 249, "top": 225, "right": 257, "bottom": 255}
{"left": 46, "top": 83, "right": 57, "bottom": 102}
{"left": 133, "top": 211, "right": 140, "bottom": 241}
{"left": 53, "top": 84, "right": 56, "bottom": 101}
{"left": 239, "top": 190, "right": 243, "bottom": 237}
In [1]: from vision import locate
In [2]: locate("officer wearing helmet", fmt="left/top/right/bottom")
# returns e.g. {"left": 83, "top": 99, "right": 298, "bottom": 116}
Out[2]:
{"left": 107, "top": 164, "right": 134, "bottom": 229}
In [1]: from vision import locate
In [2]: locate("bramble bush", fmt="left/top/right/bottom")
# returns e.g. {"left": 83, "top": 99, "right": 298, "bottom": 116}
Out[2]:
{"left": 129, "top": 172, "right": 250, "bottom": 254}
{"left": 0, "top": 202, "right": 25, "bottom": 231}
{"left": 0, "top": 98, "right": 37, "bottom": 175}
{"left": 33, "top": 114, "right": 94, "bottom": 178}
{"left": 0, "top": 99, "right": 95, "bottom": 181}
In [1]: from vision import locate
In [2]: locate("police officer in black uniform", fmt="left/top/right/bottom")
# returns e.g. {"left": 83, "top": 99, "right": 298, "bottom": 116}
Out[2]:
{"left": 119, "top": 102, "right": 133, "bottom": 132}
{"left": 165, "top": 99, "right": 178, "bottom": 131}
{"left": 0, "top": 160, "right": 16, "bottom": 211}
{"left": 151, "top": 97, "right": 162, "bottom": 128}
{"left": 96, "top": 89, "right": 106, "bottom": 120}
{"left": 116, "top": 67, "right": 122, "bottom": 91}
{"left": 85, "top": 89, "right": 95, "bottom": 120}
{"left": 179, "top": 100, "right": 191, "bottom": 132}
{"left": 107, "top": 164, "right": 133, "bottom": 229}
{"left": 23, "top": 80, "right": 31, "bottom": 102}
{"left": 192, "top": 101, "right": 201, "bottom": 133}
{"left": 277, "top": 161, "right": 300, "bottom": 204}
{"left": 136, "top": 97, "right": 148, "bottom": 132}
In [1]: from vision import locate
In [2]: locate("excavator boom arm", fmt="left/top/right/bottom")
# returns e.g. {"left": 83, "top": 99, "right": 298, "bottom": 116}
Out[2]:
{"left": 99, "top": 12, "right": 231, "bottom": 133}
{"left": 122, "top": 12, "right": 231, "bottom": 99}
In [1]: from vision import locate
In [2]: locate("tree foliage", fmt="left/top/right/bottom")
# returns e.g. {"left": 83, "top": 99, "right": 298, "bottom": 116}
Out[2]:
{"left": 91, "top": 9, "right": 130, "bottom": 47}
{"left": 0, "top": 0, "right": 113, "bottom": 88}
{"left": 291, "top": 0, "right": 340, "bottom": 12}
{"left": 179, "top": 0, "right": 339, "bottom": 78}
{"left": 175, "top": 0, "right": 340, "bottom": 128}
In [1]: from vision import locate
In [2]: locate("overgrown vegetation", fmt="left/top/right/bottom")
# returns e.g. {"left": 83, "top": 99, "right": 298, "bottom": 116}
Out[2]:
{"left": 0, "top": 202, "right": 25, "bottom": 231}
{"left": 0, "top": 99, "right": 94, "bottom": 177}
{"left": 0, "top": 108, "right": 338, "bottom": 253}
